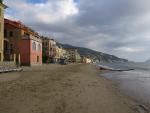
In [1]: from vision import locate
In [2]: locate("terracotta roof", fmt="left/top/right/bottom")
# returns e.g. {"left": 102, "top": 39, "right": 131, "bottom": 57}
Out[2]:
{"left": 4, "top": 18, "right": 40, "bottom": 38}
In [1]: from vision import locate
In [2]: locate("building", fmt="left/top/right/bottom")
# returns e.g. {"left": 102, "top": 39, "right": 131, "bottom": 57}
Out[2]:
{"left": 55, "top": 46, "right": 62, "bottom": 62}
{"left": 82, "top": 57, "right": 92, "bottom": 64}
{"left": 55, "top": 46, "right": 69, "bottom": 62}
{"left": 4, "top": 19, "right": 42, "bottom": 66}
{"left": 62, "top": 48, "right": 69, "bottom": 60}
{"left": 0, "top": 1, "right": 7, "bottom": 61}
{"left": 42, "top": 37, "right": 57, "bottom": 63}
{"left": 67, "top": 49, "right": 81, "bottom": 63}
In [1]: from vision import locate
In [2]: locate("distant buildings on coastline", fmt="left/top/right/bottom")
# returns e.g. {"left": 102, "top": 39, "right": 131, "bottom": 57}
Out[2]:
{"left": 0, "top": 1, "right": 92, "bottom": 66}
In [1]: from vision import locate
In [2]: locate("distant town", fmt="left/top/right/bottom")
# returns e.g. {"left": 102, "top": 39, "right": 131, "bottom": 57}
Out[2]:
{"left": 0, "top": 1, "right": 92, "bottom": 66}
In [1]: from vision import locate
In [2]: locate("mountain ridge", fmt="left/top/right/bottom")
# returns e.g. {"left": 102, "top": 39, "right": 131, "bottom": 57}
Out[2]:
{"left": 57, "top": 43, "right": 128, "bottom": 63}
{"left": 145, "top": 59, "right": 150, "bottom": 63}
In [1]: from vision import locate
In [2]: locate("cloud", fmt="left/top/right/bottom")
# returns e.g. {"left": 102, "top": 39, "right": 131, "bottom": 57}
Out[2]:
{"left": 114, "top": 47, "right": 145, "bottom": 53}
{"left": 4, "top": 0, "right": 150, "bottom": 61}
{"left": 4, "top": 0, "right": 78, "bottom": 23}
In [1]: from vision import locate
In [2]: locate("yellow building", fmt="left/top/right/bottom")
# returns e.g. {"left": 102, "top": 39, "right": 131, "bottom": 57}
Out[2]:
{"left": 55, "top": 46, "right": 61, "bottom": 60}
{"left": 56, "top": 46, "right": 66, "bottom": 60}
{"left": 0, "top": 1, "right": 6, "bottom": 61}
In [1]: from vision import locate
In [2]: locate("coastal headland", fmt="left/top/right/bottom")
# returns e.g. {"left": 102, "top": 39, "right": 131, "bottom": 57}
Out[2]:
{"left": 0, "top": 64, "right": 147, "bottom": 113}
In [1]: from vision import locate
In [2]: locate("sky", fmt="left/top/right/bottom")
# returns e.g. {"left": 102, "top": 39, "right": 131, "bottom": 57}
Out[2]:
{"left": 4, "top": 0, "right": 150, "bottom": 62}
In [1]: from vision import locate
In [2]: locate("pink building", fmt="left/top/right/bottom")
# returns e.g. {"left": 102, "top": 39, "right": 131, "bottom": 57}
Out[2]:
{"left": 4, "top": 19, "right": 42, "bottom": 66}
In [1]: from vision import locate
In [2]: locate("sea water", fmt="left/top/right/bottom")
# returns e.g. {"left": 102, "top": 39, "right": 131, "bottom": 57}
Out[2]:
{"left": 99, "top": 62, "right": 150, "bottom": 105}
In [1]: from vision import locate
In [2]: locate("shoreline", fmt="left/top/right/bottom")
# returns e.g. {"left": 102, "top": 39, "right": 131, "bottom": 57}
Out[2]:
{"left": 97, "top": 68, "right": 150, "bottom": 113}
{"left": 0, "top": 64, "right": 148, "bottom": 113}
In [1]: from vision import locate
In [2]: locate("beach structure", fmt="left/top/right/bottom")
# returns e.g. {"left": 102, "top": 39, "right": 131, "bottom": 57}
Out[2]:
{"left": 42, "top": 37, "right": 57, "bottom": 63}
{"left": 4, "top": 19, "right": 42, "bottom": 66}
{"left": 0, "top": 1, "right": 7, "bottom": 61}
{"left": 67, "top": 48, "right": 81, "bottom": 63}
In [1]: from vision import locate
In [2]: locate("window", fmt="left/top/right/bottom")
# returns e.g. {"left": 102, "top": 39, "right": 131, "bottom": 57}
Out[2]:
{"left": 38, "top": 44, "right": 41, "bottom": 51}
{"left": 37, "top": 56, "right": 39, "bottom": 62}
{"left": 9, "top": 31, "right": 13, "bottom": 37}
{"left": 4, "top": 29, "right": 7, "bottom": 37}
{"left": 50, "top": 48, "right": 52, "bottom": 51}
{"left": 10, "top": 44, "right": 13, "bottom": 53}
{"left": 32, "top": 42, "right": 36, "bottom": 51}
{"left": 24, "top": 32, "right": 30, "bottom": 39}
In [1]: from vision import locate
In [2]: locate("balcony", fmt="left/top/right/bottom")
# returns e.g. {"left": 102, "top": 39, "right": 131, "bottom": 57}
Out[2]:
{"left": 22, "top": 35, "right": 30, "bottom": 39}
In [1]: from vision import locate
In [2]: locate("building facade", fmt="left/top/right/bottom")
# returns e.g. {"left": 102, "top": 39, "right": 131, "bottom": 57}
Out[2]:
{"left": 42, "top": 37, "right": 57, "bottom": 63}
{"left": 4, "top": 19, "right": 42, "bottom": 66}
{"left": 0, "top": 1, "right": 6, "bottom": 61}
{"left": 55, "top": 46, "right": 69, "bottom": 62}
{"left": 67, "top": 49, "right": 81, "bottom": 63}
{"left": 82, "top": 57, "right": 92, "bottom": 64}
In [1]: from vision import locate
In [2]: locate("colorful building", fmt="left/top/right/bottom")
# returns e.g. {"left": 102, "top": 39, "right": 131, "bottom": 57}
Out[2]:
{"left": 55, "top": 46, "right": 62, "bottom": 61}
{"left": 42, "top": 37, "right": 57, "bottom": 63}
{"left": 4, "top": 19, "right": 42, "bottom": 66}
{"left": 0, "top": 1, "right": 6, "bottom": 61}
{"left": 67, "top": 49, "right": 81, "bottom": 63}
{"left": 55, "top": 46, "right": 69, "bottom": 62}
{"left": 82, "top": 57, "right": 92, "bottom": 64}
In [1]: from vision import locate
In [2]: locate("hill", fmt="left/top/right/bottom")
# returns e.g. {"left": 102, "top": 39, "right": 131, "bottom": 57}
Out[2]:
{"left": 58, "top": 43, "right": 128, "bottom": 63}
{"left": 145, "top": 59, "right": 150, "bottom": 63}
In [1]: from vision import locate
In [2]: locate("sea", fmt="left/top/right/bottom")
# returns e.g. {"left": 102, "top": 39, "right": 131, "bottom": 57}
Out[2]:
{"left": 97, "top": 62, "right": 150, "bottom": 105}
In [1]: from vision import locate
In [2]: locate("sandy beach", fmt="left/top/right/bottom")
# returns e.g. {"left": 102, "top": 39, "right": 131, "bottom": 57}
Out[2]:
{"left": 0, "top": 64, "right": 147, "bottom": 113}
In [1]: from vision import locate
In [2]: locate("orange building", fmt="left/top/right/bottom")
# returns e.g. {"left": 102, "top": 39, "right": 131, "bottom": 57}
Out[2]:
{"left": 4, "top": 19, "right": 42, "bottom": 66}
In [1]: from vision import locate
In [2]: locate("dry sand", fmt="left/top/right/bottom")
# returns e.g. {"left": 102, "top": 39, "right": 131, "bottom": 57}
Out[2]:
{"left": 0, "top": 64, "right": 147, "bottom": 113}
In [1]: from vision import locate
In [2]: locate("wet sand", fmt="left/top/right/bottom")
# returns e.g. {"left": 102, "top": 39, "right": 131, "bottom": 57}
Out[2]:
{"left": 0, "top": 64, "right": 147, "bottom": 113}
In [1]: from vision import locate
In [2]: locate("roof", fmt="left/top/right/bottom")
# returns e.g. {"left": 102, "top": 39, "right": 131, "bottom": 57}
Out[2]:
{"left": 41, "top": 36, "right": 55, "bottom": 41}
{"left": 4, "top": 18, "right": 40, "bottom": 38}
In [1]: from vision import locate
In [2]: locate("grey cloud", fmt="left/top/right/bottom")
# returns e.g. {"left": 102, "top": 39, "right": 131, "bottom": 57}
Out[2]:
{"left": 4, "top": 0, "right": 150, "bottom": 61}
